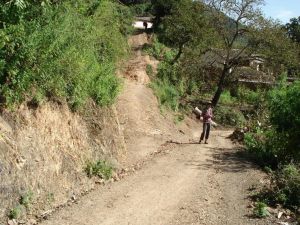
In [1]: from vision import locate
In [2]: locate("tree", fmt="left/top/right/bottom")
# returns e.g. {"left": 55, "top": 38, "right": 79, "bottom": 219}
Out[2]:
{"left": 202, "top": 0, "right": 295, "bottom": 106}
{"left": 286, "top": 16, "right": 300, "bottom": 43}
{"left": 161, "top": 0, "right": 214, "bottom": 64}
{"left": 202, "top": 0, "right": 265, "bottom": 106}
{"left": 150, "top": 0, "right": 177, "bottom": 26}
{"left": 285, "top": 17, "right": 300, "bottom": 76}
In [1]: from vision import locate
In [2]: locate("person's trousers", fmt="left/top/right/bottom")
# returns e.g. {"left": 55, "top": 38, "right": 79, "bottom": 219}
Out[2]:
{"left": 200, "top": 122, "right": 211, "bottom": 141}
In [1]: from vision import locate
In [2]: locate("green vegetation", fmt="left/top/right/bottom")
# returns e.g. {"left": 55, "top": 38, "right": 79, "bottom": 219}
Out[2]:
{"left": 146, "top": 64, "right": 154, "bottom": 77}
{"left": 47, "top": 192, "right": 55, "bottom": 205}
{"left": 245, "top": 81, "right": 300, "bottom": 166}
{"left": 19, "top": 191, "right": 33, "bottom": 208}
{"left": 244, "top": 81, "right": 300, "bottom": 211}
{"left": 138, "top": 0, "right": 300, "bottom": 215}
{"left": 237, "top": 87, "right": 264, "bottom": 106}
{"left": 85, "top": 160, "right": 113, "bottom": 180}
{"left": 143, "top": 37, "right": 166, "bottom": 59}
{"left": 150, "top": 79, "right": 180, "bottom": 111}
{"left": 214, "top": 106, "right": 245, "bottom": 127}
{"left": 8, "top": 204, "right": 24, "bottom": 220}
{"left": 219, "top": 91, "right": 237, "bottom": 105}
{"left": 0, "top": 0, "right": 132, "bottom": 110}
{"left": 8, "top": 191, "right": 34, "bottom": 219}
{"left": 129, "top": 2, "right": 152, "bottom": 16}
{"left": 253, "top": 202, "right": 270, "bottom": 218}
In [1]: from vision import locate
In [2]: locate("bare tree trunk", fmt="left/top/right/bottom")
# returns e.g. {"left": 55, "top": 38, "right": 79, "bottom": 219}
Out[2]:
{"left": 212, "top": 65, "right": 229, "bottom": 107}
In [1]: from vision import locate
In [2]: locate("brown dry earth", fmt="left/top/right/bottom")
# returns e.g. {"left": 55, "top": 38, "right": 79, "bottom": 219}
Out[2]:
{"left": 39, "top": 33, "right": 276, "bottom": 225}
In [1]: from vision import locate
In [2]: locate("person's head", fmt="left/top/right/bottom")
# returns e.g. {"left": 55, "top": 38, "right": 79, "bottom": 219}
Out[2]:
{"left": 207, "top": 101, "right": 212, "bottom": 108}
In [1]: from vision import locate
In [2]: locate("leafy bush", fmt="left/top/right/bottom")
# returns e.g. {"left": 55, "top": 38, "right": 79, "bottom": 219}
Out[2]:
{"left": 244, "top": 81, "right": 300, "bottom": 165}
{"left": 244, "top": 81, "right": 300, "bottom": 211}
{"left": 145, "top": 37, "right": 200, "bottom": 112}
{"left": 214, "top": 106, "right": 245, "bottom": 126}
{"left": 85, "top": 160, "right": 113, "bottom": 180}
{"left": 244, "top": 132, "right": 279, "bottom": 167}
{"left": 143, "top": 37, "right": 166, "bottom": 59}
{"left": 150, "top": 79, "right": 180, "bottom": 111}
{"left": 237, "top": 87, "right": 263, "bottom": 105}
{"left": 268, "top": 81, "right": 300, "bottom": 162}
{"left": 0, "top": 0, "right": 132, "bottom": 109}
{"left": 254, "top": 164, "right": 300, "bottom": 210}
{"left": 130, "top": 3, "right": 152, "bottom": 16}
{"left": 274, "top": 164, "right": 300, "bottom": 208}
{"left": 219, "top": 90, "right": 237, "bottom": 105}
{"left": 157, "top": 61, "right": 180, "bottom": 86}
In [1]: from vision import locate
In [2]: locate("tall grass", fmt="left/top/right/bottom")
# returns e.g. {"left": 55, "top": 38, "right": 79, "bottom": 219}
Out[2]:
{"left": 150, "top": 79, "right": 180, "bottom": 111}
{"left": 0, "top": 0, "right": 132, "bottom": 109}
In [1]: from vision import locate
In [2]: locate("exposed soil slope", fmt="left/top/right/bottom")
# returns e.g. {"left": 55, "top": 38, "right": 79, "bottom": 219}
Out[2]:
{"left": 0, "top": 102, "right": 126, "bottom": 223}
{"left": 116, "top": 33, "right": 186, "bottom": 166}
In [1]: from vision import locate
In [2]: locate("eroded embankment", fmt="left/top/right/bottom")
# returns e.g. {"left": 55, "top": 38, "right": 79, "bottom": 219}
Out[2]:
{"left": 0, "top": 101, "right": 126, "bottom": 223}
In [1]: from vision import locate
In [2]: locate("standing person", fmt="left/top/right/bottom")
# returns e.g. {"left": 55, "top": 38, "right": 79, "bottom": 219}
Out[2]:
{"left": 143, "top": 21, "right": 148, "bottom": 31}
{"left": 199, "top": 102, "right": 213, "bottom": 144}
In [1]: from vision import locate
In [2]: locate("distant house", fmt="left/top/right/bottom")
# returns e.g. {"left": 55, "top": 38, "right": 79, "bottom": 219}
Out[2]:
{"left": 200, "top": 50, "right": 274, "bottom": 86}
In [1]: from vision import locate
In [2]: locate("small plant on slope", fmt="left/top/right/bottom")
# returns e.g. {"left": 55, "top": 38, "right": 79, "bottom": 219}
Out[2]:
{"left": 85, "top": 160, "right": 113, "bottom": 180}
{"left": 253, "top": 202, "right": 270, "bottom": 218}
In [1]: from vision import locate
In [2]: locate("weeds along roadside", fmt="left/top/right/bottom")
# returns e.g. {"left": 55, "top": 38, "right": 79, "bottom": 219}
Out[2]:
{"left": 244, "top": 80, "right": 300, "bottom": 219}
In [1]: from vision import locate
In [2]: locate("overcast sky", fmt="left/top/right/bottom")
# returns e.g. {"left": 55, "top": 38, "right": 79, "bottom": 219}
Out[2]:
{"left": 262, "top": 0, "right": 300, "bottom": 24}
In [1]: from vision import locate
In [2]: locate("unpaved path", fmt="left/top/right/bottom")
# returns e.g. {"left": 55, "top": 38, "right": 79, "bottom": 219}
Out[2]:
{"left": 39, "top": 33, "right": 274, "bottom": 225}
{"left": 40, "top": 131, "right": 272, "bottom": 225}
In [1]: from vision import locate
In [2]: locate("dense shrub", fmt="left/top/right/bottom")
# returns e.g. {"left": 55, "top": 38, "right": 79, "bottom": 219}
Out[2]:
{"left": 237, "top": 87, "right": 264, "bottom": 105}
{"left": 244, "top": 81, "right": 300, "bottom": 210}
{"left": 274, "top": 164, "right": 300, "bottom": 208}
{"left": 244, "top": 132, "right": 279, "bottom": 167}
{"left": 150, "top": 79, "right": 180, "bottom": 111}
{"left": 130, "top": 2, "right": 152, "bottom": 16}
{"left": 214, "top": 106, "right": 246, "bottom": 126}
{"left": 244, "top": 81, "right": 300, "bottom": 165}
{"left": 219, "top": 90, "right": 237, "bottom": 105}
{"left": 0, "top": 0, "right": 132, "bottom": 109}
{"left": 143, "top": 36, "right": 166, "bottom": 59}
{"left": 268, "top": 81, "right": 300, "bottom": 162}
{"left": 255, "top": 164, "right": 300, "bottom": 210}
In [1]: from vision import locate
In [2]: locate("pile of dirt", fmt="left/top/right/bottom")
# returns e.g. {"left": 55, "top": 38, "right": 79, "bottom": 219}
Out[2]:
{"left": 228, "top": 127, "right": 249, "bottom": 143}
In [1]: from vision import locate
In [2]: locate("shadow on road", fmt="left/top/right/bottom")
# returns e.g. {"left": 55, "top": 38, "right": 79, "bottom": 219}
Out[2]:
{"left": 185, "top": 146, "right": 259, "bottom": 173}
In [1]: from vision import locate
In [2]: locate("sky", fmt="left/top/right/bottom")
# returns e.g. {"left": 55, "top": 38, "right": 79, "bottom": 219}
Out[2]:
{"left": 262, "top": 0, "right": 300, "bottom": 24}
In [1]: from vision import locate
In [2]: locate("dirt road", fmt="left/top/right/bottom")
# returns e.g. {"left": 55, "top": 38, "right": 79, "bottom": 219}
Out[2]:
{"left": 40, "top": 130, "right": 272, "bottom": 225}
{"left": 39, "top": 33, "right": 273, "bottom": 225}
